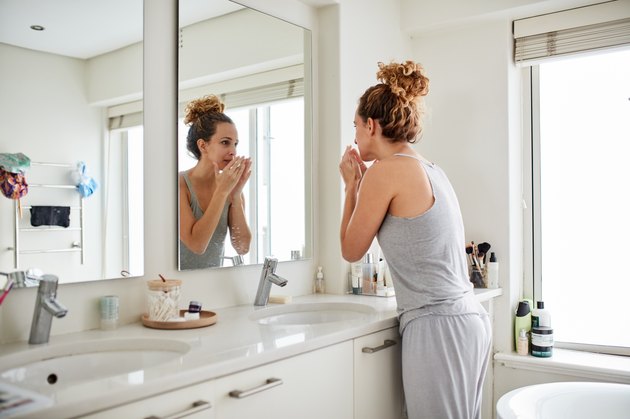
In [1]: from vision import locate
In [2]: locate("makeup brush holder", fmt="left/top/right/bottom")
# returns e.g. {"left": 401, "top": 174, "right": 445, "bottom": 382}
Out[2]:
{"left": 470, "top": 266, "right": 485, "bottom": 288}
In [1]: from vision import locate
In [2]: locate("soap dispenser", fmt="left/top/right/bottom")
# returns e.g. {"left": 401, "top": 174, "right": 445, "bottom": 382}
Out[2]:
{"left": 314, "top": 266, "right": 325, "bottom": 294}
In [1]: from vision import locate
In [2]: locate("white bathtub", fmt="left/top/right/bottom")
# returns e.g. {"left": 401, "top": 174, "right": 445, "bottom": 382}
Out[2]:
{"left": 496, "top": 381, "right": 630, "bottom": 419}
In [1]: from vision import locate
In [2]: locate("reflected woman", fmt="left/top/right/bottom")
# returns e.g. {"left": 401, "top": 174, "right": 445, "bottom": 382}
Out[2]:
{"left": 179, "top": 95, "right": 252, "bottom": 268}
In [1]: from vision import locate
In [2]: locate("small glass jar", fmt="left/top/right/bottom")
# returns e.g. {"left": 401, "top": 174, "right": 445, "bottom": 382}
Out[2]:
{"left": 146, "top": 279, "right": 182, "bottom": 321}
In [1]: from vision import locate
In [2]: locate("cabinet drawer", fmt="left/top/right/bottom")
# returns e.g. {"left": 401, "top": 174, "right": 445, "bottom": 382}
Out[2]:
{"left": 214, "top": 341, "right": 353, "bottom": 419}
{"left": 81, "top": 380, "right": 214, "bottom": 419}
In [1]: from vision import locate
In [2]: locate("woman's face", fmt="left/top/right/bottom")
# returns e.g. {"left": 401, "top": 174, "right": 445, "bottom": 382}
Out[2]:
{"left": 201, "top": 122, "right": 239, "bottom": 169}
{"left": 353, "top": 111, "right": 373, "bottom": 161}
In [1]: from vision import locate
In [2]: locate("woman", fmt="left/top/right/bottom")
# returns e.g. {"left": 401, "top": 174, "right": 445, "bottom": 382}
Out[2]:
{"left": 339, "top": 61, "right": 491, "bottom": 419}
{"left": 179, "top": 95, "right": 252, "bottom": 269}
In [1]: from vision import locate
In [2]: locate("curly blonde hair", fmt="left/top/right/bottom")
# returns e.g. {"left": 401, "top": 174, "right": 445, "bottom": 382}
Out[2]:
{"left": 184, "top": 95, "right": 233, "bottom": 160}
{"left": 357, "top": 60, "right": 429, "bottom": 143}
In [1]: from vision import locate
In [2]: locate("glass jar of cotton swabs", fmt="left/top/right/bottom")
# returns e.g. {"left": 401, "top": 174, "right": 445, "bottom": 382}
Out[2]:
{"left": 146, "top": 275, "right": 182, "bottom": 322}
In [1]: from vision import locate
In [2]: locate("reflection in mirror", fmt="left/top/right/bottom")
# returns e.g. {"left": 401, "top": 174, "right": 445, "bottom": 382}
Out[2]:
{"left": 178, "top": 0, "right": 312, "bottom": 270}
{"left": 0, "top": 0, "right": 144, "bottom": 285}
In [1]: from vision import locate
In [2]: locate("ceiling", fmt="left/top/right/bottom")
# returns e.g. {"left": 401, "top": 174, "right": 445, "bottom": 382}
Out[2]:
{"left": 0, "top": 0, "right": 242, "bottom": 59}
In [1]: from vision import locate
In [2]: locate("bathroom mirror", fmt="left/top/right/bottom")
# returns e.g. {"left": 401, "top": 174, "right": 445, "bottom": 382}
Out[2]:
{"left": 177, "top": 0, "right": 313, "bottom": 270}
{"left": 0, "top": 0, "right": 144, "bottom": 285}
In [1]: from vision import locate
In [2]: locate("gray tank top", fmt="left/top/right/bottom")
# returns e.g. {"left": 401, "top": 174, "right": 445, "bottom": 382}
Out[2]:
{"left": 179, "top": 172, "right": 230, "bottom": 269}
{"left": 376, "top": 154, "right": 483, "bottom": 332}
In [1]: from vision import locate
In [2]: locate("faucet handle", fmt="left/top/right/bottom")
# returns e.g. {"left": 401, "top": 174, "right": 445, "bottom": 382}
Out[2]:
{"left": 263, "top": 257, "right": 278, "bottom": 271}
{"left": 37, "top": 274, "right": 60, "bottom": 295}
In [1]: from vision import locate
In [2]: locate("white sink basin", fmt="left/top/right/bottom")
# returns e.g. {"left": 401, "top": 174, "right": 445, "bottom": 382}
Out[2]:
{"left": 250, "top": 302, "right": 377, "bottom": 326}
{"left": 0, "top": 338, "right": 190, "bottom": 393}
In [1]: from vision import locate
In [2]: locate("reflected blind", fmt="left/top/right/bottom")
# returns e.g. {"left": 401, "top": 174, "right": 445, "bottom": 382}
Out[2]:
{"left": 178, "top": 78, "right": 304, "bottom": 116}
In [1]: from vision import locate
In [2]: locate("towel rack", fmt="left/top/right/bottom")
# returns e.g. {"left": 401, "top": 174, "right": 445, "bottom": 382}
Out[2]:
{"left": 10, "top": 162, "right": 85, "bottom": 269}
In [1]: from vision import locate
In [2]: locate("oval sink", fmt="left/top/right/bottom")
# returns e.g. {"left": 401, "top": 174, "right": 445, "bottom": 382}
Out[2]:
{"left": 0, "top": 338, "right": 190, "bottom": 393}
{"left": 250, "top": 302, "right": 377, "bottom": 326}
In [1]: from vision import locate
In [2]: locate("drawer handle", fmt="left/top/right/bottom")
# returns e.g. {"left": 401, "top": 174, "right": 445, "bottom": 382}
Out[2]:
{"left": 145, "top": 400, "right": 211, "bottom": 419}
{"left": 229, "top": 377, "right": 283, "bottom": 399}
{"left": 362, "top": 339, "right": 397, "bottom": 354}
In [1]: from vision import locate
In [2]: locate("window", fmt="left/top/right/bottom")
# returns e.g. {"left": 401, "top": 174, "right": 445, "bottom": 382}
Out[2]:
{"left": 525, "top": 48, "right": 630, "bottom": 355}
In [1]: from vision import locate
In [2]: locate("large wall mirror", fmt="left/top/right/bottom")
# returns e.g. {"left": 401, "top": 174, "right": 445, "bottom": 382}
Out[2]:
{"left": 177, "top": 0, "right": 313, "bottom": 270}
{"left": 0, "top": 0, "right": 144, "bottom": 286}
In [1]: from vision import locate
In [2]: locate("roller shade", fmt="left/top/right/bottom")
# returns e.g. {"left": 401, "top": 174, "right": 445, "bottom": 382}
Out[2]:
{"left": 221, "top": 78, "right": 303, "bottom": 109}
{"left": 514, "top": 1, "right": 630, "bottom": 65}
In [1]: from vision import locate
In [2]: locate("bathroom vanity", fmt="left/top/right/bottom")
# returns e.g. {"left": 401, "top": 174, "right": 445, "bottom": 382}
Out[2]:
{"left": 0, "top": 290, "right": 500, "bottom": 418}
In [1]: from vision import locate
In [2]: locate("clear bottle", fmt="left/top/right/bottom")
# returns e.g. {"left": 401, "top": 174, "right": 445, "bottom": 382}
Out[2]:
{"left": 517, "top": 328, "right": 529, "bottom": 355}
{"left": 314, "top": 266, "right": 325, "bottom": 294}
{"left": 362, "top": 254, "right": 377, "bottom": 294}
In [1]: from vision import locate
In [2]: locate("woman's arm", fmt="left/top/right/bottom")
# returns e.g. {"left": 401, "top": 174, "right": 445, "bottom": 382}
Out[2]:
{"left": 228, "top": 192, "right": 252, "bottom": 254}
{"left": 339, "top": 147, "right": 393, "bottom": 262}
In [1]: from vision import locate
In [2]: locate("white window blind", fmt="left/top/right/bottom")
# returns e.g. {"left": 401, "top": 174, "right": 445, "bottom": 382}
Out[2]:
{"left": 514, "top": 1, "right": 630, "bottom": 65}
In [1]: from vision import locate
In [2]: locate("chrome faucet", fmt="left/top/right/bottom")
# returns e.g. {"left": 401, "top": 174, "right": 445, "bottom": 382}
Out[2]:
{"left": 254, "top": 257, "right": 288, "bottom": 306}
{"left": 29, "top": 274, "right": 68, "bottom": 344}
{"left": 222, "top": 255, "right": 244, "bottom": 267}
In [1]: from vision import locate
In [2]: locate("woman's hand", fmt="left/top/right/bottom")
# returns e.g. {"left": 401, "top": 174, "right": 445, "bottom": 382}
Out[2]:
{"left": 339, "top": 146, "right": 365, "bottom": 189}
{"left": 213, "top": 156, "right": 249, "bottom": 197}
{"left": 229, "top": 157, "right": 252, "bottom": 200}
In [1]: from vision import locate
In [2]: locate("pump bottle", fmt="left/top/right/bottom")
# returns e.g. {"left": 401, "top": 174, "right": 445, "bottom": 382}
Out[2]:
{"left": 314, "top": 266, "right": 325, "bottom": 294}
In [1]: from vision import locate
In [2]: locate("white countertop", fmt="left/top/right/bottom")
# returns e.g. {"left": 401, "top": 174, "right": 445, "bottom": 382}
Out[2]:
{"left": 0, "top": 289, "right": 501, "bottom": 418}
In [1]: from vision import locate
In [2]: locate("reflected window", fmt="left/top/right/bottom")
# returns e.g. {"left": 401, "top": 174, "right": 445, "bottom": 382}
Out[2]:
{"left": 105, "top": 125, "right": 144, "bottom": 278}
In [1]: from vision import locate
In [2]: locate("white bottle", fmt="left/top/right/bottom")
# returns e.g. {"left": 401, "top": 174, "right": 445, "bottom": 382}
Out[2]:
{"left": 314, "top": 266, "right": 325, "bottom": 294}
{"left": 531, "top": 301, "right": 551, "bottom": 327}
{"left": 486, "top": 252, "right": 499, "bottom": 289}
{"left": 375, "top": 258, "right": 386, "bottom": 295}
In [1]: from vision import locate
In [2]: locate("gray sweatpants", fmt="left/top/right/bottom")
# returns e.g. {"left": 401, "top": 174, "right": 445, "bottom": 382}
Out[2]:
{"left": 401, "top": 313, "right": 492, "bottom": 419}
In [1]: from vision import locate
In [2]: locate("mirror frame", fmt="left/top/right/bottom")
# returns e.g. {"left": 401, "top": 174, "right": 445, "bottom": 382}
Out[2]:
{"left": 176, "top": 1, "right": 313, "bottom": 270}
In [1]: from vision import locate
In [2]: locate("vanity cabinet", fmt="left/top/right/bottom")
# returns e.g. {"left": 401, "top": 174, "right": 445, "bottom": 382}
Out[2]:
{"left": 81, "top": 380, "right": 215, "bottom": 419}
{"left": 213, "top": 341, "right": 353, "bottom": 419}
{"left": 353, "top": 326, "right": 404, "bottom": 419}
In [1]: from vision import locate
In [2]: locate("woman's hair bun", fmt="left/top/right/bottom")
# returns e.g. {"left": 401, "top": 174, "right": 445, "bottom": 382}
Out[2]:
{"left": 376, "top": 61, "right": 429, "bottom": 103}
{"left": 184, "top": 94, "right": 225, "bottom": 125}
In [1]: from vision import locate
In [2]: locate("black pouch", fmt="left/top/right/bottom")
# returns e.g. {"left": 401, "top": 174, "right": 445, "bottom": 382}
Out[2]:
{"left": 30, "top": 206, "right": 71, "bottom": 228}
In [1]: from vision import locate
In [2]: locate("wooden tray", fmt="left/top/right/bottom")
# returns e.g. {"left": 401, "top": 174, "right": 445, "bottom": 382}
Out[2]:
{"left": 141, "top": 310, "right": 217, "bottom": 330}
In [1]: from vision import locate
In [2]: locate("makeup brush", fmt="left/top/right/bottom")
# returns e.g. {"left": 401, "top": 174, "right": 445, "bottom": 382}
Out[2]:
{"left": 477, "top": 242, "right": 492, "bottom": 264}
{"left": 465, "top": 244, "right": 475, "bottom": 268}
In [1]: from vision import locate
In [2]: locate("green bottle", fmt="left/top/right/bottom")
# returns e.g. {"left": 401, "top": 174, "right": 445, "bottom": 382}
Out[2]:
{"left": 514, "top": 300, "right": 532, "bottom": 351}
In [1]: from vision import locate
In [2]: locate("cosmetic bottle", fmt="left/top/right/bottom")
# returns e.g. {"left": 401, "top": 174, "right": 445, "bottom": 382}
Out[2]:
{"left": 351, "top": 262, "right": 362, "bottom": 294}
{"left": 486, "top": 252, "right": 499, "bottom": 289}
{"left": 531, "top": 326, "right": 553, "bottom": 357}
{"left": 531, "top": 301, "right": 551, "bottom": 328}
{"left": 375, "top": 258, "right": 386, "bottom": 295}
{"left": 516, "top": 328, "right": 529, "bottom": 356}
{"left": 514, "top": 300, "right": 531, "bottom": 350}
{"left": 362, "top": 253, "right": 377, "bottom": 294}
{"left": 314, "top": 266, "right": 325, "bottom": 294}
